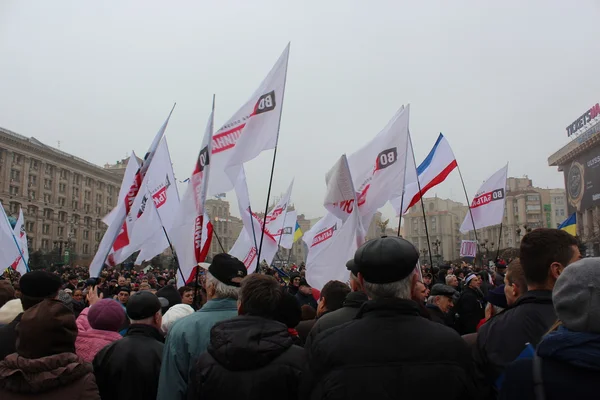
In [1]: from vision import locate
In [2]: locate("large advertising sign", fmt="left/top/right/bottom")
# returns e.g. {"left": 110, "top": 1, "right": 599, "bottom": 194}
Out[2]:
{"left": 564, "top": 147, "right": 600, "bottom": 213}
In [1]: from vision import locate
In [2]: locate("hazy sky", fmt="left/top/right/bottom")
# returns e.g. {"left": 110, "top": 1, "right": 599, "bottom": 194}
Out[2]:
{"left": 2, "top": 1, "right": 600, "bottom": 226}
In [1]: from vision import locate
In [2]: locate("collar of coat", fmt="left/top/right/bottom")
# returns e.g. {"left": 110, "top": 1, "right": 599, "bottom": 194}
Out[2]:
{"left": 200, "top": 298, "right": 238, "bottom": 313}
{"left": 355, "top": 298, "right": 421, "bottom": 319}
{"left": 125, "top": 324, "right": 165, "bottom": 343}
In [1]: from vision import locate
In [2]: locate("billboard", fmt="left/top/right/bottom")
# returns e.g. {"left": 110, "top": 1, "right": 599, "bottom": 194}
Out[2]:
{"left": 564, "top": 146, "right": 600, "bottom": 214}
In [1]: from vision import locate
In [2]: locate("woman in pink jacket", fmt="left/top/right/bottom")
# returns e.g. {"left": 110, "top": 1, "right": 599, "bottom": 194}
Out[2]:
{"left": 76, "top": 289, "right": 125, "bottom": 362}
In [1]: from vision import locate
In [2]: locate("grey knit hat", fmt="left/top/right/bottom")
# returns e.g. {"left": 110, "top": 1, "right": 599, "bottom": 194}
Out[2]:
{"left": 553, "top": 258, "right": 600, "bottom": 334}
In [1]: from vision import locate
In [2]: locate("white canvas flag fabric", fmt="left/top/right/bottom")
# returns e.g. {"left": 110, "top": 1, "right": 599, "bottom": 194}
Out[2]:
{"left": 460, "top": 164, "right": 509, "bottom": 233}
{"left": 11, "top": 208, "right": 29, "bottom": 275}
{"left": 170, "top": 108, "right": 215, "bottom": 287}
{"left": 102, "top": 154, "right": 140, "bottom": 227}
{"left": 392, "top": 133, "right": 457, "bottom": 215}
{"left": 113, "top": 137, "right": 180, "bottom": 265}
{"left": 0, "top": 203, "right": 22, "bottom": 272}
{"left": 305, "top": 155, "right": 364, "bottom": 290}
{"left": 346, "top": 105, "right": 411, "bottom": 231}
{"left": 90, "top": 110, "right": 174, "bottom": 277}
{"left": 208, "top": 44, "right": 290, "bottom": 196}
{"left": 277, "top": 210, "right": 298, "bottom": 250}
{"left": 265, "top": 179, "right": 294, "bottom": 241}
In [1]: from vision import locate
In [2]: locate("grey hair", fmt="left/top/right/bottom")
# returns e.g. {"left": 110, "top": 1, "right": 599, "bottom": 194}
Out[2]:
{"left": 445, "top": 274, "right": 456, "bottom": 285}
{"left": 206, "top": 272, "right": 240, "bottom": 300}
{"left": 363, "top": 270, "right": 415, "bottom": 300}
{"left": 426, "top": 295, "right": 438, "bottom": 305}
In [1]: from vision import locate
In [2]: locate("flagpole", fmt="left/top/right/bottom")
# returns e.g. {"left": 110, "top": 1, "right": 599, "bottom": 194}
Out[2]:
{"left": 456, "top": 162, "right": 482, "bottom": 266}
{"left": 408, "top": 132, "right": 434, "bottom": 267}
{"left": 256, "top": 43, "right": 291, "bottom": 271}
{"left": 495, "top": 222, "right": 503, "bottom": 262}
{"left": 397, "top": 118, "right": 411, "bottom": 237}
{"left": 212, "top": 228, "right": 226, "bottom": 253}
{"left": 247, "top": 204, "right": 261, "bottom": 272}
{"left": 1, "top": 204, "right": 30, "bottom": 272}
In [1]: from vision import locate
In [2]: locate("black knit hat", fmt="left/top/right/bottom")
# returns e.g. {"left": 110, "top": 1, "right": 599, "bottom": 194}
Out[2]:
{"left": 20, "top": 271, "right": 62, "bottom": 298}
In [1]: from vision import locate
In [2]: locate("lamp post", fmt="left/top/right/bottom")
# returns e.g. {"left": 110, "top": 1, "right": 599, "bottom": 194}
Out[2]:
{"left": 432, "top": 239, "right": 442, "bottom": 266}
{"left": 420, "top": 248, "right": 429, "bottom": 265}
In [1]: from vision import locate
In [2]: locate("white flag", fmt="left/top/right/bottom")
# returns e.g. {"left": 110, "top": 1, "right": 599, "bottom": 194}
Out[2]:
{"left": 265, "top": 179, "right": 294, "bottom": 240}
{"left": 305, "top": 155, "right": 364, "bottom": 290}
{"left": 11, "top": 208, "right": 29, "bottom": 275}
{"left": 170, "top": 106, "right": 215, "bottom": 287}
{"left": 347, "top": 105, "right": 411, "bottom": 230}
{"left": 0, "top": 203, "right": 23, "bottom": 272}
{"left": 276, "top": 210, "right": 298, "bottom": 250}
{"left": 112, "top": 137, "right": 180, "bottom": 265}
{"left": 460, "top": 164, "right": 508, "bottom": 233}
{"left": 208, "top": 44, "right": 290, "bottom": 196}
{"left": 89, "top": 108, "right": 174, "bottom": 277}
{"left": 102, "top": 154, "right": 140, "bottom": 227}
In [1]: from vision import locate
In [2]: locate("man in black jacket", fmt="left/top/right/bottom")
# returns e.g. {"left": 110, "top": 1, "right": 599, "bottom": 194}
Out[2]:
{"left": 426, "top": 284, "right": 457, "bottom": 325}
{"left": 454, "top": 272, "right": 485, "bottom": 334}
{"left": 473, "top": 228, "right": 581, "bottom": 397}
{"left": 93, "top": 291, "right": 165, "bottom": 400}
{"left": 0, "top": 271, "right": 61, "bottom": 360}
{"left": 305, "top": 236, "right": 477, "bottom": 400}
{"left": 187, "top": 274, "right": 305, "bottom": 400}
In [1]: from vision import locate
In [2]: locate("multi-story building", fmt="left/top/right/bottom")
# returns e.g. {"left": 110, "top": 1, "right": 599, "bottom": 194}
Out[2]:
{"left": 403, "top": 197, "right": 468, "bottom": 263}
{"left": 479, "top": 177, "right": 567, "bottom": 249}
{"left": 0, "top": 127, "right": 125, "bottom": 265}
{"left": 204, "top": 198, "right": 243, "bottom": 258}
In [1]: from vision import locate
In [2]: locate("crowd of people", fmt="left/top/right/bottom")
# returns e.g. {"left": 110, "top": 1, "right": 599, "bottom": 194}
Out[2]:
{"left": 0, "top": 227, "right": 595, "bottom": 399}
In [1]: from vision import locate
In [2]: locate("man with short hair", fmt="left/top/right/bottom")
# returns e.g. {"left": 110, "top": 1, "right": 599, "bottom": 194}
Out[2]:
{"left": 306, "top": 236, "right": 477, "bottom": 399}
{"left": 503, "top": 258, "right": 527, "bottom": 306}
{"left": 187, "top": 274, "right": 305, "bottom": 399}
{"left": 93, "top": 291, "right": 165, "bottom": 400}
{"left": 296, "top": 280, "right": 350, "bottom": 343}
{"left": 116, "top": 286, "right": 130, "bottom": 306}
{"left": 494, "top": 261, "right": 507, "bottom": 287}
{"left": 117, "top": 276, "right": 127, "bottom": 287}
{"left": 473, "top": 228, "right": 581, "bottom": 397}
{"left": 65, "top": 274, "right": 78, "bottom": 291}
{"left": 426, "top": 284, "right": 457, "bottom": 325}
{"left": 157, "top": 254, "right": 246, "bottom": 400}
{"left": 0, "top": 271, "right": 62, "bottom": 359}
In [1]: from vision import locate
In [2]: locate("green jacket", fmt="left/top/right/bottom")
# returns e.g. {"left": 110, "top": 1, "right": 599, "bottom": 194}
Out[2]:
{"left": 157, "top": 298, "right": 238, "bottom": 400}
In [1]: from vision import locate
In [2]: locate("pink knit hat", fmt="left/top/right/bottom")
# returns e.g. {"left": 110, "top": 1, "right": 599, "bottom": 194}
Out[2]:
{"left": 87, "top": 299, "right": 126, "bottom": 332}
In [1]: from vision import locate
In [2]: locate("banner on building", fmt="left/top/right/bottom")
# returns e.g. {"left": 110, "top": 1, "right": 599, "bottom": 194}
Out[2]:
{"left": 459, "top": 240, "right": 477, "bottom": 258}
{"left": 563, "top": 147, "right": 600, "bottom": 214}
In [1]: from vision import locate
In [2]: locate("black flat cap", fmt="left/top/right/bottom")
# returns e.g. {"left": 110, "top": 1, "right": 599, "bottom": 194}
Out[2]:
{"left": 430, "top": 284, "right": 457, "bottom": 298}
{"left": 209, "top": 253, "right": 247, "bottom": 287}
{"left": 346, "top": 236, "right": 419, "bottom": 284}
{"left": 127, "top": 291, "right": 162, "bottom": 320}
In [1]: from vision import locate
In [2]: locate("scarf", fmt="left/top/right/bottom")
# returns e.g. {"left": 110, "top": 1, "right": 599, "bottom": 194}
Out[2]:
{"left": 538, "top": 326, "right": 600, "bottom": 371}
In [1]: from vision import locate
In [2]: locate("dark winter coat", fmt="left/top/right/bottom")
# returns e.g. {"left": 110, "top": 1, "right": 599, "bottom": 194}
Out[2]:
{"left": 500, "top": 327, "right": 600, "bottom": 400}
{"left": 0, "top": 313, "right": 21, "bottom": 361}
{"left": 304, "top": 292, "right": 367, "bottom": 348}
{"left": 454, "top": 286, "right": 485, "bottom": 335}
{"left": 494, "top": 271, "right": 505, "bottom": 287}
{"left": 305, "top": 298, "right": 478, "bottom": 400}
{"left": 0, "top": 352, "right": 100, "bottom": 400}
{"left": 295, "top": 291, "right": 317, "bottom": 310}
{"left": 473, "top": 290, "right": 556, "bottom": 397}
{"left": 426, "top": 304, "right": 449, "bottom": 325}
{"left": 187, "top": 316, "right": 305, "bottom": 400}
{"left": 93, "top": 324, "right": 164, "bottom": 400}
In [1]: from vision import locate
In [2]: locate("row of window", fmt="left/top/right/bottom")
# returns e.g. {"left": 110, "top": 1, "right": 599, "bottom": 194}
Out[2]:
{"left": 36, "top": 239, "right": 94, "bottom": 255}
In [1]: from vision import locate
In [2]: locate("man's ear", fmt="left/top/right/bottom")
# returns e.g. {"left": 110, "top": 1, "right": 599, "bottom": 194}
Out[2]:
{"left": 550, "top": 262, "right": 563, "bottom": 280}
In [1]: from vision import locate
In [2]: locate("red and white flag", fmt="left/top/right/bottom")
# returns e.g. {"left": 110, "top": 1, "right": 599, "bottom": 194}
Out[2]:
{"left": 460, "top": 164, "right": 508, "bottom": 233}
{"left": 305, "top": 155, "right": 364, "bottom": 290}
{"left": 102, "top": 154, "right": 140, "bottom": 227}
{"left": 10, "top": 208, "right": 29, "bottom": 275}
{"left": 265, "top": 179, "right": 294, "bottom": 241}
{"left": 0, "top": 203, "right": 23, "bottom": 273}
{"left": 277, "top": 210, "right": 298, "bottom": 250}
{"left": 208, "top": 44, "right": 290, "bottom": 196}
{"left": 89, "top": 108, "right": 175, "bottom": 277}
{"left": 170, "top": 106, "right": 215, "bottom": 287}
{"left": 229, "top": 169, "right": 279, "bottom": 273}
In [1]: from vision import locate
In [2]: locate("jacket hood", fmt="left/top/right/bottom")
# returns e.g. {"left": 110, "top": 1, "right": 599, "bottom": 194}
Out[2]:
{"left": 208, "top": 316, "right": 292, "bottom": 371}
{"left": 0, "top": 352, "right": 91, "bottom": 394}
{"left": 538, "top": 326, "right": 600, "bottom": 371}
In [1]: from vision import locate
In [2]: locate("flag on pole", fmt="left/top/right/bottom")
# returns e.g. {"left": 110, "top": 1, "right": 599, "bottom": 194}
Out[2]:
{"left": 89, "top": 108, "right": 175, "bottom": 277}
{"left": 293, "top": 222, "right": 303, "bottom": 243}
{"left": 459, "top": 164, "right": 509, "bottom": 233}
{"left": 265, "top": 179, "right": 294, "bottom": 239}
{"left": 170, "top": 105, "right": 215, "bottom": 287}
{"left": 0, "top": 203, "right": 23, "bottom": 273}
{"left": 10, "top": 208, "right": 28, "bottom": 275}
{"left": 208, "top": 44, "right": 291, "bottom": 196}
{"left": 277, "top": 210, "right": 298, "bottom": 249}
{"left": 102, "top": 155, "right": 141, "bottom": 227}
{"left": 305, "top": 155, "right": 364, "bottom": 290}
{"left": 558, "top": 213, "right": 577, "bottom": 236}
{"left": 391, "top": 133, "right": 458, "bottom": 215}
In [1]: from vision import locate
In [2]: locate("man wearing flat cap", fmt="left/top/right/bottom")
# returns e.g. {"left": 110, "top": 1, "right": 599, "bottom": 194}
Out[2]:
{"left": 0, "top": 270, "right": 62, "bottom": 360}
{"left": 305, "top": 236, "right": 477, "bottom": 400}
{"left": 93, "top": 291, "right": 165, "bottom": 400}
{"left": 426, "top": 284, "right": 458, "bottom": 326}
{"left": 158, "top": 253, "right": 247, "bottom": 400}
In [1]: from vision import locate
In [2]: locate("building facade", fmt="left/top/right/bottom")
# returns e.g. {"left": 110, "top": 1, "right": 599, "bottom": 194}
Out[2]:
{"left": 204, "top": 198, "right": 243, "bottom": 258}
{"left": 0, "top": 127, "right": 125, "bottom": 265}
{"left": 402, "top": 197, "right": 468, "bottom": 263}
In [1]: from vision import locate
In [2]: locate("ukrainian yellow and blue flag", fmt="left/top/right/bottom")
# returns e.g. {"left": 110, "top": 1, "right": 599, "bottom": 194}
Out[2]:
{"left": 293, "top": 222, "right": 303, "bottom": 243}
{"left": 558, "top": 213, "right": 576, "bottom": 236}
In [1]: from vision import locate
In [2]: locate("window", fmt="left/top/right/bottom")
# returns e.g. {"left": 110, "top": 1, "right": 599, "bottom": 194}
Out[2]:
{"left": 554, "top": 197, "right": 564, "bottom": 205}
{"left": 59, "top": 211, "right": 67, "bottom": 222}
{"left": 83, "top": 244, "right": 89, "bottom": 255}
{"left": 27, "top": 205, "right": 37, "bottom": 216}
{"left": 28, "top": 175, "right": 37, "bottom": 185}
{"left": 85, "top": 191, "right": 91, "bottom": 201}
{"left": 9, "top": 186, "right": 18, "bottom": 196}
{"left": 527, "top": 195, "right": 539, "bottom": 202}
{"left": 9, "top": 202, "right": 19, "bottom": 213}
{"left": 95, "top": 231, "right": 102, "bottom": 241}
{"left": 57, "top": 226, "right": 64, "bottom": 236}
{"left": 60, "top": 169, "right": 68, "bottom": 179}
{"left": 85, "top": 177, "right": 92, "bottom": 187}
{"left": 73, "top": 174, "right": 81, "bottom": 185}
{"left": 59, "top": 183, "right": 66, "bottom": 193}
{"left": 26, "top": 221, "right": 34, "bottom": 232}
{"left": 555, "top": 209, "right": 560, "bottom": 217}
{"left": 96, "top": 194, "right": 102, "bottom": 203}
{"left": 560, "top": 209, "right": 565, "bottom": 217}
{"left": 43, "top": 193, "right": 51, "bottom": 203}
{"left": 45, "top": 164, "right": 54, "bottom": 175}
{"left": 108, "top": 185, "right": 114, "bottom": 195}
{"left": 73, "top": 187, "right": 79, "bottom": 197}
{"left": 84, "top": 204, "right": 90, "bottom": 213}
{"left": 30, "top": 159, "right": 39, "bottom": 170}
{"left": 43, "top": 208, "right": 52, "bottom": 219}
{"left": 107, "top": 196, "right": 112, "bottom": 206}
{"left": 28, "top": 190, "right": 36, "bottom": 200}
{"left": 10, "top": 169, "right": 20, "bottom": 180}
{"left": 526, "top": 205, "right": 541, "bottom": 212}
{"left": 72, "top": 228, "right": 77, "bottom": 237}
{"left": 42, "top": 224, "right": 50, "bottom": 234}
{"left": 84, "top": 217, "right": 91, "bottom": 227}
{"left": 96, "top": 219, "right": 102, "bottom": 229}
{"left": 72, "top": 200, "right": 78, "bottom": 209}
{"left": 41, "top": 239, "right": 49, "bottom": 250}
{"left": 58, "top": 197, "right": 65, "bottom": 207}
{"left": 12, "top": 153, "right": 22, "bottom": 165}
{"left": 96, "top": 206, "right": 102, "bottom": 215}
{"left": 44, "top": 179, "right": 52, "bottom": 189}
{"left": 83, "top": 230, "right": 89, "bottom": 240}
